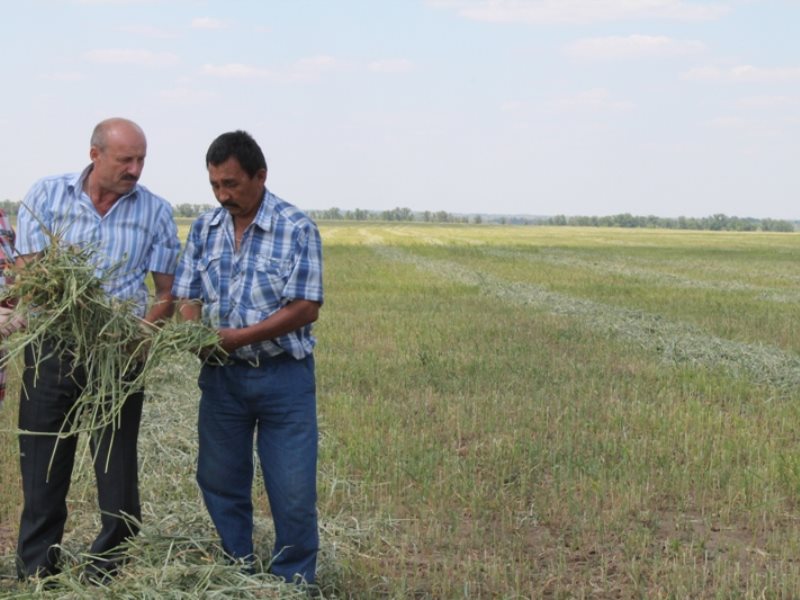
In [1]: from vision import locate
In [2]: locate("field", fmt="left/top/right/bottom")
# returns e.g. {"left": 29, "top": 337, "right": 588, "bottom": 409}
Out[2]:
{"left": 3, "top": 223, "right": 800, "bottom": 597}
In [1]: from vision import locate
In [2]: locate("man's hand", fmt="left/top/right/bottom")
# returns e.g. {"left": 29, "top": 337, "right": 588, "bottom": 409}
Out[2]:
{"left": 125, "top": 318, "right": 158, "bottom": 360}
{"left": 0, "top": 306, "right": 26, "bottom": 337}
{"left": 217, "top": 327, "right": 243, "bottom": 354}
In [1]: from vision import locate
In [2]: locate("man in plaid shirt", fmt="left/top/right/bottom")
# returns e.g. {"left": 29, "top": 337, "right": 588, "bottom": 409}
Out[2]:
{"left": 173, "top": 130, "right": 323, "bottom": 586}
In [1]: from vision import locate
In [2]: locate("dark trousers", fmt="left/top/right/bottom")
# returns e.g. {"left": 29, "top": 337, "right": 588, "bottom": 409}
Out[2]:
{"left": 16, "top": 342, "right": 143, "bottom": 579}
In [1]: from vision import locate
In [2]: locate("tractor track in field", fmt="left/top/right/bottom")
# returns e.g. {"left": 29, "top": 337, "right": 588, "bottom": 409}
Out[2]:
{"left": 483, "top": 247, "right": 800, "bottom": 304}
{"left": 375, "top": 245, "right": 800, "bottom": 392}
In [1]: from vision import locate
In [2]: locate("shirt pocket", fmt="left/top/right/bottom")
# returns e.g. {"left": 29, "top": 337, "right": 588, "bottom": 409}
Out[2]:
{"left": 249, "top": 255, "right": 293, "bottom": 310}
{"left": 198, "top": 254, "right": 222, "bottom": 303}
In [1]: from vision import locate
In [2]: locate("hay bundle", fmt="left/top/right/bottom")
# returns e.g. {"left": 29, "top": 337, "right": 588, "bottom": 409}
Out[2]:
{"left": 0, "top": 238, "right": 223, "bottom": 443}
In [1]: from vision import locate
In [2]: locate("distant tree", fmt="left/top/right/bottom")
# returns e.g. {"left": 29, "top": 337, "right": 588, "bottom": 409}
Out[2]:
{"left": 380, "top": 207, "right": 415, "bottom": 222}
{"left": 174, "top": 203, "right": 214, "bottom": 218}
{"left": 761, "top": 218, "right": 794, "bottom": 232}
{"left": 397, "top": 207, "right": 414, "bottom": 221}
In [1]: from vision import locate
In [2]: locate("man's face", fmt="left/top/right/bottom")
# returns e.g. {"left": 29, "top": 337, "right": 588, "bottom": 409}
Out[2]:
{"left": 208, "top": 157, "right": 266, "bottom": 220}
{"left": 90, "top": 125, "right": 146, "bottom": 196}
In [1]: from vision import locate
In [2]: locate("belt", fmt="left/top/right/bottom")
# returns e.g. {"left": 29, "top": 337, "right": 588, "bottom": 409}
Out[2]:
{"left": 218, "top": 351, "right": 288, "bottom": 368}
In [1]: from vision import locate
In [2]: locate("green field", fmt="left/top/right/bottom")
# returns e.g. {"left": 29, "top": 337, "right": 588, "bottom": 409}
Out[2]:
{"left": 3, "top": 223, "right": 800, "bottom": 597}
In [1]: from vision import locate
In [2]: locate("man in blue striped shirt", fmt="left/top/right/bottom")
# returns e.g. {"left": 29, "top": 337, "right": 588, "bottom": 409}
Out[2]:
{"left": 173, "top": 130, "right": 323, "bottom": 586}
{"left": 12, "top": 117, "right": 180, "bottom": 582}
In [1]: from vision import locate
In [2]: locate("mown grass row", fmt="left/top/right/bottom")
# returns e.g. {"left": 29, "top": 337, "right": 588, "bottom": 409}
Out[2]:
{"left": 2, "top": 224, "right": 800, "bottom": 597}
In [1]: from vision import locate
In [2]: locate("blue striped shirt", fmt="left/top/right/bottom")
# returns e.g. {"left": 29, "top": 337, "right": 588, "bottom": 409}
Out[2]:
{"left": 17, "top": 166, "right": 181, "bottom": 315}
{"left": 173, "top": 189, "right": 323, "bottom": 361}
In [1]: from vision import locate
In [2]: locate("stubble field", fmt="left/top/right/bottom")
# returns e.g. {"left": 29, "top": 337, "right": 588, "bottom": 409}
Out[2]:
{"left": 3, "top": 222, "right": 800, "bottom": 598}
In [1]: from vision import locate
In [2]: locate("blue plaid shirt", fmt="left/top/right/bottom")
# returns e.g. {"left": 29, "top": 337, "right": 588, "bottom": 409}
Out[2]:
{"left": 16, "top": 166, "right": 181, "bottom": 316}
{"left": 172, "top": 189, "right": 323, "bottom": 361}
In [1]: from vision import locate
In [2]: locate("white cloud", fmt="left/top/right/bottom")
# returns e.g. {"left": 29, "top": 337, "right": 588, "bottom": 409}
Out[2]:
{"left": 294, "top": 55, "right": 339, "bottom": 69}
{"left": 41, "top": 71, "right": 86, "bottom": 82}
{"left": 706, "top": 115, "right": 784, "bottom": 138}
{"left": 84, "top": 48, "right": 180, "bottom": 67}
{"left": 201, "top": 63, "right": 273, "bottom": 78}
{"left": 683, "top": 65, "right": 800, "bottom": 83}
{"left": 288, "top": 55, "right": 346, "bottom": 81}
{"left": 736, "top": 95, "right": 797, "bottom": 109}
{"left": 426, "top": 0, "right": 729, "bottom": 24}
{"left": 709, "top": 115, "right": 747, "bottom": 128}
{"left": 76, "top": 0, "right": 161, "bottom": 4}
{"left": 500, "top": 100, "right": 525, "bottom": 111}
{"left": 567, "top": 34, "right": 705, "bottom": 60}
{"left": 119, "top": 24, "right": 177, "bottom": 38}
{"left": 158, "top": 87, "right": 217, "bottom": 104}
{"left": 368, "top": 59, "right": 414, "bottom": 73}
{"left": 191, "top": 17, "right": 229, "bottom": 30}
{"left": 202, "top": 56, "right": 344, "bottom": 82}
{"left": 554, "top": 87, "right": 636, "bottom": 111}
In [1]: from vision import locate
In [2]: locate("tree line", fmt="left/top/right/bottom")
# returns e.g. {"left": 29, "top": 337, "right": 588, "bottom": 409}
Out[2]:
{"left": 308, "top": 207, "right": 796, "bottom": 232}
{"left": 544, "top": 213, "right": 796, "bottom": 232}
{"left": 1, "top": 199, "right": 795, "bottom": 232}
{"left": 307, "top": 207, "right": 473, "bottom": 223}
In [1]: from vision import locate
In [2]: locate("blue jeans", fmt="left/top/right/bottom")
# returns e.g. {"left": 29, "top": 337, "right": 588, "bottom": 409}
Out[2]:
{"left": 196, "top": 353, "right": 318, "bottom": 584}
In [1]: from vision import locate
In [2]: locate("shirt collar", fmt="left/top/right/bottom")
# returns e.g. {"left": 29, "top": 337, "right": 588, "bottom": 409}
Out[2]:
{"left": 66, "top": 165, "right": 92, "bottom": 194}
{"left": 209, "top": 188, "right": 274, "bottom": 231}
{"left": 67, "top": 164, "right": 140, "bottom": 201}
{"left": 252, "top": 188, "right": 274, "bottom": 232}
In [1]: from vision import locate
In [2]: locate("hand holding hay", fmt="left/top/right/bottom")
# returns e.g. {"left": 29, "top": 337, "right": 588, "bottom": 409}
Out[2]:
{"left": 0, "top": 305, "right": 25, "bottom": 337}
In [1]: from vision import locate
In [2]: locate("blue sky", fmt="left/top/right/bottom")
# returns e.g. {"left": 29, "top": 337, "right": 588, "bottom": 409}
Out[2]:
{"left": 2, "top": 0, "right": 799, "bottom": 219}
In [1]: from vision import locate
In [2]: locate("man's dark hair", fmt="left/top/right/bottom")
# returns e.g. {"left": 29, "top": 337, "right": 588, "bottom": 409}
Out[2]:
{"left": 206, "top": 130, "right": 267, "bottom": 177}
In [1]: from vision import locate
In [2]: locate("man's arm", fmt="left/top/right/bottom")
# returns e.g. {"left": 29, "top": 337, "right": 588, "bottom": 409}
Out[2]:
{"left": 144, "top": 272, "right": 175, "bottom": 324}
{"left": 217, "top": 299, "right": 320, "bottom": 354}
{"left": 15, "top": 253, "right": 39, "bottom": 267}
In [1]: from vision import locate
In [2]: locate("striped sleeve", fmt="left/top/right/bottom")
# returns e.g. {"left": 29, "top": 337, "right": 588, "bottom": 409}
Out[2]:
{"left": 146, "top": 202, "right": 181, "bottom": 274}
{"left": 16, "top": 178, "right": 54, "bottom": 256}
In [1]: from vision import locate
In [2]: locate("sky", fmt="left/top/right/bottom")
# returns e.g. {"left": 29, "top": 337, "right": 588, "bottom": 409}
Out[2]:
{"left": 2, "top": 0, "right": 800, "bottom": 219}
